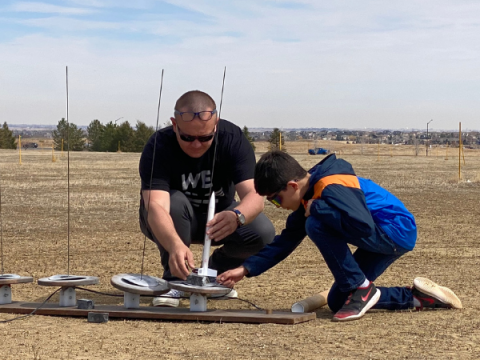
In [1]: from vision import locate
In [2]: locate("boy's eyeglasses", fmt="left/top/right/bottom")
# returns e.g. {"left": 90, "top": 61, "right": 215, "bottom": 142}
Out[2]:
{"left": 266, "top": 180, "right": 298, "bottom": 208}
{"left": 267, "top": 193, "right": 282, "bottom": 208}
{"left": 174, "top": 109, "right": 217, "bottom": 122}
{"left": 177, "top": 126, "right": 216, "bottom": 143}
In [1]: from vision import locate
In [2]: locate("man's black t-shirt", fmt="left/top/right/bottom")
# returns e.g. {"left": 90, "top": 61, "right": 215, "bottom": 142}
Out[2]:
{"left": 139, "top": 119, "right": 255, "bottom": 214}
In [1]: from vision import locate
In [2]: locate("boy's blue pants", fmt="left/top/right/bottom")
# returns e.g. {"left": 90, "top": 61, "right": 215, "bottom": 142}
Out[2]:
{"left": 305, "top": 217, "right": 414, "bottom": 313}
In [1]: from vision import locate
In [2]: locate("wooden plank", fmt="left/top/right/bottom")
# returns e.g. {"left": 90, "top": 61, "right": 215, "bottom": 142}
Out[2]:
{"left": 0, "top": 302, "right": 316, "bottom": 325}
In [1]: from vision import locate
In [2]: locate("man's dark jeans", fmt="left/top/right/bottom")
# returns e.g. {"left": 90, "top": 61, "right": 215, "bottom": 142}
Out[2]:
{"left": 139, "top": 190, "right": 275, "bottom": 281}
{"left": 305, "top": 217, "right": 414, "bottom": 312}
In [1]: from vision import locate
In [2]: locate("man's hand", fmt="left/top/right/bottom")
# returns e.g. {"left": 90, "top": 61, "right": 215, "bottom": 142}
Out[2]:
{"left": 168, "top": 243, "right": 195, "bottom": 280}
{"left": 206, "top": 210, "right": 238, "bottom": 242}
{"left": 305, "top": 199, "right": 314, "bottom": 217}
{"left": 216, "top": 266, "right": 248, "bottom": 288}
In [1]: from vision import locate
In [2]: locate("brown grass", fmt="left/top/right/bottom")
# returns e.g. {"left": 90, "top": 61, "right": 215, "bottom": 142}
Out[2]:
{"left": 1, "top": 143, "right": 479, "bottom": 359}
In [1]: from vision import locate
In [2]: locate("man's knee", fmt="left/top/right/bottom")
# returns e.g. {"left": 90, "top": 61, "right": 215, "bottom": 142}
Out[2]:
{"left": 258, "top": 214, "right": 275, "bottom": 244}
{"left": 247, "top": 213, "right": 275, "bottom": 249}
{"left": 169, "top": 190, "right": 194, "bottom": 222}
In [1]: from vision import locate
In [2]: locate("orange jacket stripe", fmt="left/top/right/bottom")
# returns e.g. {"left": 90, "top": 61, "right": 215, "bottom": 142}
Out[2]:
{"left": 313, "top": 174, "right": 360, "bottom": 199}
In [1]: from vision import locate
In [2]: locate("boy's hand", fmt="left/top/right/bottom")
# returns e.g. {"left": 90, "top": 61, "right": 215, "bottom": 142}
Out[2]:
{"left": 305, "top": 199, "right": 314, "bottom": 217}
{"left": 217, "top": 266, "right": 248, "bottom": 288}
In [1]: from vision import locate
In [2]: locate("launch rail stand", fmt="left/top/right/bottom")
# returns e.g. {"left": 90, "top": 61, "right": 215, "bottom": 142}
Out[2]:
{"left": 38, "top": 67, "right": 99, "bottom": 307}
{"left": 166, "top": 192, "right": 233, "bottom": 312}
{"left": 38, "top": 275, "right": 99, "bottom": 307}
{"left": 0, "top": 275, "right": 33, "bottom": 305}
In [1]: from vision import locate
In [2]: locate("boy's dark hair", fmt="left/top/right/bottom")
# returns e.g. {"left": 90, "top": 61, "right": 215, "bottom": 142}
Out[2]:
{"left": 254, "top": 150, "right": 307, "bottom": 196}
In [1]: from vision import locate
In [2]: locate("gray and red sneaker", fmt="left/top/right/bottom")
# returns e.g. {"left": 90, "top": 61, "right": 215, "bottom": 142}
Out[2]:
{"left": 412, "top": 277, "right": 462, "bottom": 310}
{"left": 332, "top": 282, "right": 381, "bottom": 322}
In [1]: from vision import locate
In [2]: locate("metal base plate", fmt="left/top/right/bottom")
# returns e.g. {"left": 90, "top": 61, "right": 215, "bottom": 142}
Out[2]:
{"left": 110, "top": 274, "right": 169, "bottom": 296}
{"left": 0, "top": 275, "right": 33, "bottom": 285}
{"left": 169, "top": 281, "right": 232, "bottom": 295}
{"left": 38, "top": 275, "right": 99, "bottom": 287}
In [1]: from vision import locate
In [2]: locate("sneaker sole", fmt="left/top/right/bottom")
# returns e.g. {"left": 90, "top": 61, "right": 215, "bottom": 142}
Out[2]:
{"left": 413, "top": 277, "right": 462, "bottom": 309}
{"left": 332, "top": 288, "right": 381, "bottom": 322}
{"left": 209, "top": 289, "right": 238, "bottom": 299}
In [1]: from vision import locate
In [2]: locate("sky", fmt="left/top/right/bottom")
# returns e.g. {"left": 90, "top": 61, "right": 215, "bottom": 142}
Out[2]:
{"left": 1, "top": 0, "right": 479, "bottom": 131}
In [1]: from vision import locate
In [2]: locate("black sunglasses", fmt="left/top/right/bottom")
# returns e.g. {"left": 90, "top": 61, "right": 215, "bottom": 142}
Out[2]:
{"left": 177, "top": 126, "right": 216, "bottom": 143}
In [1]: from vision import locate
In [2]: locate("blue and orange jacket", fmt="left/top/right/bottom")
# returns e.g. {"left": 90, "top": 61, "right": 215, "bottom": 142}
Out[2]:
{"left": 243, "top": 154, "right": 417, "bottom": 277}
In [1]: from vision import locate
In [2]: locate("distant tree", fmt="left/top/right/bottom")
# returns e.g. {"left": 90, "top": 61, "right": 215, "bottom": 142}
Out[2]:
{"left": 133, "top": 121, "right": 155, "bottom": 152}
{"left": 86, "top": 119, "right": 105, "bottom": 151}
{"left": 268, "top": 128, "right": 286, "bottom": 152}
{"left": 242, "top": 126, "right": 255, "bottom": 152}
{"left": 114, "top": 121, "right": 135, "bottom": 152}
{"left": 0, "top": 122, "right": 17, "bottom": 149}
{"left": 52, "top": 118, "right": 85, "bottom": 151}
{"left": 97, "top": 121, "right": 117, "bottom": 152}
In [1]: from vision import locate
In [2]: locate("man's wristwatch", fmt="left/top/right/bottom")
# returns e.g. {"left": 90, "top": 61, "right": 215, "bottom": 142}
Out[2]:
{"left": 232, "top": 209, "right": 246, "bottom": 227}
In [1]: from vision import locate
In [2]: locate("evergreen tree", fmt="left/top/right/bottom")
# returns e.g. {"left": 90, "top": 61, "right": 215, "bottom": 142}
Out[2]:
{"left": 86, "top": 119, "right": 105, "bottom": 151}
{"left": 133, "top": 121, "right": 155, "bottom": 152}
{"left": 114, "top": 121, "right": 135, "bottom": 152}
{"left": 268, "top": 128, "right": 286, "bottom": 152}
{"left": 52, "top": 118, "right": 86, "bottom": 151}
{"left": 242, "top": 126, "right": 255, "bottom": 152}
{"left": 0, "top": 122, "right": 17, "bottom": 149}
{"left": 97, "top": 121, "right": 117, "bottom": 152}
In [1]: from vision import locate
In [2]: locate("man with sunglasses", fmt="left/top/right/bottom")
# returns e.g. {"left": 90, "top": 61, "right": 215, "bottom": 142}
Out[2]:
{"left": 139, "top": 90, "right": 275, "bottom": 307}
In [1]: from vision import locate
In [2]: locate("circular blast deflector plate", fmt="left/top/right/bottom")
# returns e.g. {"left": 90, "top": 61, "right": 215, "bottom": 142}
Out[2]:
{"left": 0, "top": 274, "right": 33, "bottom": 285}
{"left": 38, "top": 274, "right": 99, "bottom": 287}
{"left": 169, "top": 281, "right": 232, "bottom": 295}
{"left": 110, "top": 274, "right": 169, "bottom": 296}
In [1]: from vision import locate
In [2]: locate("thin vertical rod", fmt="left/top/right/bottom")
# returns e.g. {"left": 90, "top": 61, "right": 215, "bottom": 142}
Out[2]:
{"left": 200, "top": 67, "right": 227, "bottom": 273}
{"left": 66, "top": 66, "right": 70, "bottom": 275}
{"left": 209, "top": 66, "right": 227, "bottom": 196}
{"left": 0, "top": 174, "right": 4, "bottom": 275}
{"left": 458, "top": 122, "right": 461, "bottom": 180}
{"left": 141, "top": 69, "right": 164, "bottom": 278}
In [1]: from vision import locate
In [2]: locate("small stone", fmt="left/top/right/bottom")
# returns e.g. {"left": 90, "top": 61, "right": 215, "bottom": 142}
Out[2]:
{"left": 88, "top": 312, "right": 109, "bottom": 323}
{"left": 77, "top": 299, "right": 95, "bottom": 309}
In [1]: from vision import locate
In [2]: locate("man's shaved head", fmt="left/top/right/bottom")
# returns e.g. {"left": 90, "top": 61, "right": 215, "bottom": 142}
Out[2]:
{"left": 175, "top": 90, "right": 216, "bottom": 112}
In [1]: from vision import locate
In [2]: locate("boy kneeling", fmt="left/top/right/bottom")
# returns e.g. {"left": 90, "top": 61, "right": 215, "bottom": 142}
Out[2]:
{"left": 218, "top": 151, "right": 461, "bottom": 321}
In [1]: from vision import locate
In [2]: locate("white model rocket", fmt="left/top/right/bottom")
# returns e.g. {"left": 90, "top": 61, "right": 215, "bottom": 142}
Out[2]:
{"left": 197, "top": 192, "right": 218, "bottom": 278}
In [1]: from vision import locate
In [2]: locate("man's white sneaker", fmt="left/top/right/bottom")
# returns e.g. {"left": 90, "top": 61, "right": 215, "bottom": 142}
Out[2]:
{"left": 152, "top": 289, "right": 184, "bottom": 307}
{"left": 210, "top": 289, "right": 238, "bottom": 299}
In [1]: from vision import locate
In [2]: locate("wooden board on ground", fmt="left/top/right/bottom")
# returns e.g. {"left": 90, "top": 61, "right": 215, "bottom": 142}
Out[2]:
{"left": 0, "top": 302, "right": 316, "bottom": 325}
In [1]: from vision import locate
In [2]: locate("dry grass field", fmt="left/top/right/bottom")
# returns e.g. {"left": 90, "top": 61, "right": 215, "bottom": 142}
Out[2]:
{"left": 1, "top": 141, "right": 479, "bottom": 359}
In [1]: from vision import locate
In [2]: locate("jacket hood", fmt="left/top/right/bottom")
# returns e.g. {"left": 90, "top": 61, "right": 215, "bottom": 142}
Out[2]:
{"left": 304, "top": 154, "right": 357, "bottom": 200}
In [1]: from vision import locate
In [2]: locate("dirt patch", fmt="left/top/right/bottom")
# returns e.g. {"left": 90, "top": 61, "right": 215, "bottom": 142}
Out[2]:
{"left": 1, "top": 144, "right": 479, "bottom": 359}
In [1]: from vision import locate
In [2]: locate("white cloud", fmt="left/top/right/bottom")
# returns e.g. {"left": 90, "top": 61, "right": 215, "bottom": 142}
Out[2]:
{"left": 1, "top": 0, "right": 480, "bottom": 130}
{"left": 10, "top": 1, "right": 95, "bottom": 15}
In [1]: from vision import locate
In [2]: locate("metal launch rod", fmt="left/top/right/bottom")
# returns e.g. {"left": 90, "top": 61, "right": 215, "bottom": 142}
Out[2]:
{"left": 197, "top": 67, "right": 226, "bottom": 278}
{"left": 66, "top": 66, "right": 71, "bottom": 275}
{"left": 140, "top": 69, "right": 165, "bottom": 279}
